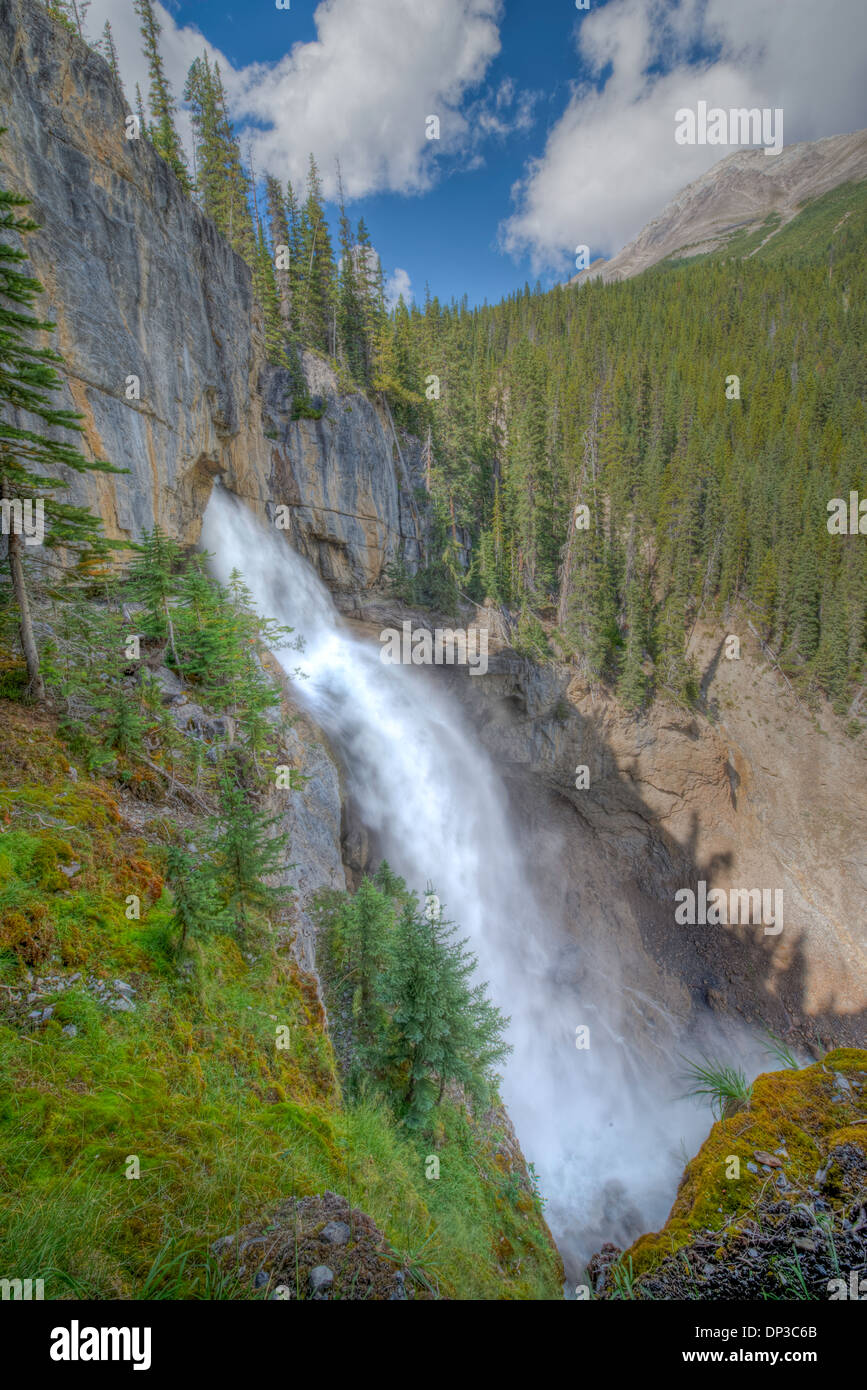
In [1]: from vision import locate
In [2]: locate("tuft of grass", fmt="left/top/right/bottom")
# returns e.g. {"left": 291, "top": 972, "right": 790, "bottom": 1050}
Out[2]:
{"left": 763, "top": 1030, "right": 801, "bottom": 1072}
{"left": 679, "top": 1054, "right": 753, "bottom": 1120}
{"left": 608, "top": 1253, "right": 638, "bottom": 1300}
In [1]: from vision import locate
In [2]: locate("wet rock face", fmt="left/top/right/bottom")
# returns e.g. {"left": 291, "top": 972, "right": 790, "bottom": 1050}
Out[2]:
{"left": 267, "top": 703, "right": 346, "bottom": 979}
{"left": 0, "top": 0, "right": 429, "bottom": 587}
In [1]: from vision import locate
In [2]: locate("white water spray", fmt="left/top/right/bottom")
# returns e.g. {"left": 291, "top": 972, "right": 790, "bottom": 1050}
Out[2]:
{"left": 202, "top": 489, "right": 715, "bottom": 1278}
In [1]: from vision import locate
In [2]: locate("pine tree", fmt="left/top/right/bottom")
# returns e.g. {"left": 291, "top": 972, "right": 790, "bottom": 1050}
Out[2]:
{"left": 252, "top": 222, "right": 287, "bottom": 366}
{"left": 184, "top": 57, "right": 215, "bottom": 206}
{"left": 380, "top": 893, "right": 510, "bottom": 1126}
{"left": 0, "top": 156, "right": 121, "bottom": 698}
{"left": 265, "top": 175, "right": 292, "bottom": 330}
{"left": 99, "top": 19, "right": 121, "bottom": 83}
{"left": 618, "top": 575, "right": 649, "bottom": 711}
{"left": 209, "top": 752, "right": 290, "bottom": 938}
{"left": 285, "top": 179, "right": 303, "bottom": 324}
{"left": 297, "top": 155, "right": 336, "bottom": 354}
{"left": 135, "top": 83, "right": 147, "bottom": 135}
{"left": 335, "top": 166, "right": 367, "bottom": 384}
{"left": 134, "top": 0, "right": 190, "bottom": 190}
{"left": 166, "top": 844, "right": 232, "bottom": 948}
{"left": 128, "top": 527, "right": 184, "bottom": 667}
{"left": 355, "top": 216, "right": 385, "bottom": 382}
{"left": 331, "top": 876, "right": 393, "bottom": 1048}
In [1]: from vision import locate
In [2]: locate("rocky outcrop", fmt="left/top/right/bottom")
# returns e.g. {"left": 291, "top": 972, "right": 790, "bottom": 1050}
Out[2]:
{"left": 590, "top": 1048, "right": 867, "bottom": 1299}
{"left": 0, "top": 0, "right": 429, "bottom": 589}
{"left": 210, "top": 1190, "right": 430, "bottom": 1301}
{"left": 262, "top": 353, "right": 439, "bottom": 590}
{"left": 572, "top": 130, "right": 867, "bottom": 284}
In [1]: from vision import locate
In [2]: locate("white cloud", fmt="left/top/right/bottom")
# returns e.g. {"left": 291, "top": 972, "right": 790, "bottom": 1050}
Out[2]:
{"left": 501, "top": 0, "right": 867, "bottom": 272}
{"left": 234, "top": 0, "right": 504, "bottom": 198}
{"left": 385, "top": 267, "right": 412, "bottom": 309}
{"left": 84, "top": 0, "right": 507, "bottom": 199}
{"left": 464, "top": 76, "right": 539, "bottom": 144}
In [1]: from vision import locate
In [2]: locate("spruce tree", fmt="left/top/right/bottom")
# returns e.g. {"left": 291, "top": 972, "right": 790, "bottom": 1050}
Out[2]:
{"left": 209, "top": 752, "right": 290, "bottom": 938}
{"left": 0, "top": 157, "right": 121, "bottom": 699}
{"left": 99, "top": 19, "right": 121, "bottom": 84}
{"left": 354, "top": 216, "right": 385, "bottom": 382}
{"left": 166, "top": 843, "right": 232, "bottom": 948}
{"left": 618, "top": 576, "right": 649, "bottom": 711}
{"left": 127, "top": 526, "right": 184, "bottom": 667}
{"left": 297, "top": 155, "right": 336, "bottom": 354}
{"left": 265, "top": 174, "right": 292, "bottom": 330}
{"left": 380, "top": 894, "right": 510, "bottom": 1126}
{"left": 331, "top": 876, "right": 393, "bottom": 1048}
{"left": 134, "top": 0, "right": 190, "bottom": 190}
{"left": 285, "top": 179, "right": 303, "bottom": 327}
{"left": 335, "top": 165, "right": 367, "bottom": 383}
{"left": 135, "top": 83, "right": 147, "bottom": 135}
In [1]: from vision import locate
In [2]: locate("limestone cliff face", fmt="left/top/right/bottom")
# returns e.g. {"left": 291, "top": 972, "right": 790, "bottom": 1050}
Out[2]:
{"left": 263, "top": 353, "right": 436, "bottom": 589}
{"left": 0, "top": 0, "right": 426, "bottom": 589}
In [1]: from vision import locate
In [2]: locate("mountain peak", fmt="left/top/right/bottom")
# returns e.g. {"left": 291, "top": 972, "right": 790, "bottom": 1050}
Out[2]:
{"left": 572, "top": 129, "right": 867, "bottom": 284}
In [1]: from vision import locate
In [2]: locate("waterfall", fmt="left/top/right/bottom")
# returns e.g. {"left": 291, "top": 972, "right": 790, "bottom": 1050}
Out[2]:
{"left": 201, "top": 488, "right": 712, "bottom": 1280}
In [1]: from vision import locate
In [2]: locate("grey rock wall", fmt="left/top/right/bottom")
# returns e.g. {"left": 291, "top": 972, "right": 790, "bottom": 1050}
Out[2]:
{"left": 0, "top": 0, "right": 430, "bottom": 589}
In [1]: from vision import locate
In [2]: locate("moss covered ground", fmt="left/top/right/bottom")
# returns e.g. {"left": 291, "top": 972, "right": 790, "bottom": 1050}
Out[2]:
{"left": 0, "top": 693, "right": 564, "bottom": 1300}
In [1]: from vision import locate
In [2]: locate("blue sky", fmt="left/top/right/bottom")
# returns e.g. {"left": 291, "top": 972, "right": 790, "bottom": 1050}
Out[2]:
{"left": 91, "top": 0, "right": 866, "bottom": 309}
{"left": 171, "top": 0, "right": 586, "bottom": 305}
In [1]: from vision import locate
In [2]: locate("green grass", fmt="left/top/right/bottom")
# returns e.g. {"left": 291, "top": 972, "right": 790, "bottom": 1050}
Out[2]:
{"left": 750, "top": 179, "right": 867, "bottom": 264}
{"left": 0, "top": 700, "right": 563, "bottom": 1300}
{"left": 763, "top": 1031, "right": 801, "bottom": 1071}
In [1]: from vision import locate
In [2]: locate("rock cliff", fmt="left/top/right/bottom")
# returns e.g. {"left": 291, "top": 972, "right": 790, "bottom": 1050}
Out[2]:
{"left": 0, "top": 0, "right": 428, "bottom": 589}
{"left": 447, "top": 622, "right": 867, "bottom": 1051}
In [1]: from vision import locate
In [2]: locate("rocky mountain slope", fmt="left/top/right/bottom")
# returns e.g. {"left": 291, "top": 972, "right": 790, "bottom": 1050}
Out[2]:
{"left": 572, "top": 129, "right": 867, "bottom": 284}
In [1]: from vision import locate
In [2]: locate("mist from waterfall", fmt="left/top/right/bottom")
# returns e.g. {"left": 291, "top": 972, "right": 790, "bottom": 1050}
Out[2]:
{"left": 201, "top": 488, "right": 722, "bottom": 1279}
